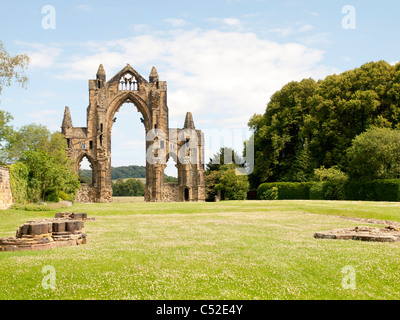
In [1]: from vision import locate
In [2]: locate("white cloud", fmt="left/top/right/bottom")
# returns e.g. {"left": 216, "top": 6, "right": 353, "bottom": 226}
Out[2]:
{"left": 164, "top": 18, "right": 188, "bottom": 28}
{"left": 207, "top": 17, "right": 243, "bottom": 31}
{"left": 298, "top": 32, "right": 332, "bottom": 46}
{"left": 25, "top": 28, "right": 337, "bottom": 130}
{"left": 14, "top": 41, "right": 62, "bottom": 68}
{"left": 75, "top": 4, "right": 92, "bottom": 12}
{"left": 268, "top": 23, "right": 314, "bottom": 37}
{"left": 299, "top": 24, "right": 314, "bottom": 32}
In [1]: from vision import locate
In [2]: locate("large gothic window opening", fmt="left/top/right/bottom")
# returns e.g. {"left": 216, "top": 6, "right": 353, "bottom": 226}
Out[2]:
{"left": 111, "top": 102, "right": 146, "bottom": 199}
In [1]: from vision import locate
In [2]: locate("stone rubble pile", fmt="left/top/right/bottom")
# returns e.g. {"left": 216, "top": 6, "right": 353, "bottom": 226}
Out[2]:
{"left": 314, "top": 225, "right": 400, "bottom": 242}
{"left": 0, "top": 212, "right": 92, "bottom": 251}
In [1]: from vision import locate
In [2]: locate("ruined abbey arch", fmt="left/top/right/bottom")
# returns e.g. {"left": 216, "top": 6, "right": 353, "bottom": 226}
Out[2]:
{"left": 61, "top": 64, "right": 205, "bottom": 202}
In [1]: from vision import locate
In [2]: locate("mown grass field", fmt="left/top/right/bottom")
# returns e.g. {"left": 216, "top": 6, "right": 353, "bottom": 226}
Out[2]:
{"left": 1, "top": 199, "right": 400, "bottom": 300}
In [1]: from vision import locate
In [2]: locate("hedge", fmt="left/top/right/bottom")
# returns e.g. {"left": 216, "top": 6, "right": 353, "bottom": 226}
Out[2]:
{"left": 8, "top": 162, "right": 29, "bottom": 204}
{"left": 257, "top": 179, "right": 400, "bottom": 202}
{"left": 345, "top": 180, "right": 400, "bottom": 202}
{"left": 257, "top": 182, "right": 313, "bottom": 200}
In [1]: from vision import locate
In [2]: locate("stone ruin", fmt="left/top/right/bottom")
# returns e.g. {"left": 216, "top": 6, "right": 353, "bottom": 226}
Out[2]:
{"left": 0, "top": 212, "right": 92, "bottom": 252}
{"left": 314, "top": 225, "right": 400, "bottom": 243}
{"left": 62, "top": 64, "right": 206, "bottom": 203}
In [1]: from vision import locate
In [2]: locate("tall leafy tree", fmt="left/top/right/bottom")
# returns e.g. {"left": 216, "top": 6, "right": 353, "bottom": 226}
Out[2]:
{"left": 0, "top": 42, "right": 29, "bottom": 148}
{"left": 346, "top": 127, "right": 400, "bottom": 181}
{"left": 249, "top": 61, "right": 400, "bottom": 187}
{"left": 0, "top": 41, "right": 29, "bottom": 97}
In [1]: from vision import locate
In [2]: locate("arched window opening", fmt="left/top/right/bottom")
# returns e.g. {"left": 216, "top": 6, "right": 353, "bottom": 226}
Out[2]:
{"left": 119, "top": 73, "right": 137, "bottom": 91}
{"left": 164, "top": 155, "right": 178, "bottom": 184}
{"left": 78, "top": 155, "right": 93, "bottom": 186}
{"left": 111, "top": 102, "right": 147, "bottom": 200}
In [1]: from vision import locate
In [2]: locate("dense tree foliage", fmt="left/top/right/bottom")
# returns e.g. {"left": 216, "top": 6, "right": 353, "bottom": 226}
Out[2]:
{"left": 79, "top": 164, "right": 177, "bottom": 184}
{"left": 205, "top": 148, "right": 249, "bottom": 201}
{"left": 346, "top": 127, "right": 400, "bottom": 181}
{"left": 3, "top": 124, "right": 79, "bottom": 203}
{"left": 249, "top": 61, "right": 400, "bottom": 187}
{"left": 0, "top": 42, "right": 29, "bottom": 148}
{"left": 112, "top": 178, "right": 145, "bottom": 197}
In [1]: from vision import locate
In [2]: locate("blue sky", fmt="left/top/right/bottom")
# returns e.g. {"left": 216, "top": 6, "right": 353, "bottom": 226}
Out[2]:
{"left": 1, "top": 0, "right": 399, "bottom": 174}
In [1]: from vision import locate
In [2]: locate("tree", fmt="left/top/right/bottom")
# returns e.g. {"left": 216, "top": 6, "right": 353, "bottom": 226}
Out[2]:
{"left": 112, "top": 178, "right": 145, "bottom": 197}
{"left": 206, "top": 147, "right": 245, "bottom": 172}
{"left": 0, "top": 42, "right": 29, "bottom": 149}
{"left": 346, "top": 127, "right": 400, "bottom": 181}
{"left": 0, "top": 41, "right": 30, "bottom": 97}
{"left": 249, "top": 61, "right": 400, "bottom": 187}
{"left": 205, "top": 148, "right": 249, "bottom": 201}
{"left": 1, "top": 123, "right": 51, "bottom": 164}
{"left": 2, "top": 124, "right": 80, "bottom": 203}
{"left": 22, "top": 149, "right": 80, "bottom": 202}
{"left": 214, "top": 164, "right": 250, "bottom": 200}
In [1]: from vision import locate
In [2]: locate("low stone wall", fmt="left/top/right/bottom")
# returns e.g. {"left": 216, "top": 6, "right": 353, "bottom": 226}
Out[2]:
{"left": 162, "top": 183, "right": 182, "bottom": 202}
{"left": 0, "top": 166, "right": 12, "bottom": 209}
{"left": 75, "top": 183, "right": 96, "bottom": 203}
{"left": 0, "top": 217, "right": 87, "bottom": 251}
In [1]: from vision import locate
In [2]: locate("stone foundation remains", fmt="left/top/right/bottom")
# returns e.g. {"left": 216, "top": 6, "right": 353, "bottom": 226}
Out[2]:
{"left": 55, "top": 211, "right": 95, "bottom": 221}
{"left": 0, "top": 212, "right": 92, "bottom": 251}
{"left": 314, "top": 225, "right": 400, "bottom": 243}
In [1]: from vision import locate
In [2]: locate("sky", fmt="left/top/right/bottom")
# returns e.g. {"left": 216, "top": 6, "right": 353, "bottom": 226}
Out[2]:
{"left": 0, "top": 0, "right": 399, "bottom": 175}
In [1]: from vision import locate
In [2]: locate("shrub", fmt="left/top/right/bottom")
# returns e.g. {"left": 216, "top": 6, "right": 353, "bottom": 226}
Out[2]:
{"left": 8, "top": 162, "right": 29, "bottom": 204}
{"left": 345, "top": 179, "right": 400, "bottom": 201}
{"left": 309, "top": 182, "right": 325, "bottom": 200}
{"left": 260, "top": 186, "right": 278, "bottom": 200}
{"left": 257, "top": 182, "right": 313, "bottom": 200}
{"left": 58, "top": 190, "right": 72, "bottom": 201}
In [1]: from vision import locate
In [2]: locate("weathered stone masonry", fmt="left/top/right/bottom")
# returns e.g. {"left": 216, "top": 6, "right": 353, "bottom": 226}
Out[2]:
{"left": 0, "top": 166, "right": 13, "bottom": 209}
{"left": 61, "top": 64, "right": 206, "bottom": 202}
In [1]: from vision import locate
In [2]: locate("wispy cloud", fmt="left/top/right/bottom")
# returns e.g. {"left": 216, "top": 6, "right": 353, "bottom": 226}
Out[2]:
{"left": 14, "top": 41, "right": 62, "bottom": 68}
{"left": 164, "top": 18, "right": 189, "bottom": 28}
{"left": 75, "top": 4, "right": 92, "bottom": 12}
{"left": 268, "top": 23, "right": 314, "bottom": 37}
{"left": 207, "top": 17, "right": 243, "bottom": 31}
{"left": 17, "top": 27, "right": 336, "bottom": 129}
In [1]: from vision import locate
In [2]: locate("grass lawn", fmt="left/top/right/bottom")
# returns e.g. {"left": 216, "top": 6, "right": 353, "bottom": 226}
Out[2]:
{"left": 1, "top": 199, "right": 400, "bottom": 299}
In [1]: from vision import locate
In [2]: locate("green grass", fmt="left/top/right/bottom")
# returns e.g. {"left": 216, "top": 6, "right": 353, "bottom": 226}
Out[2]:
{"left": 1, "top": 199, "right": 400, "bottom": 299}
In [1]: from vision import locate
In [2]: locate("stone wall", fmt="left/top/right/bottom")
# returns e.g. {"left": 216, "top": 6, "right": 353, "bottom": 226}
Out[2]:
{"left": 0, "top": 167, "right": 13, "bottom": 209}
{"left": 75, "top": 183, "right": 96, "bottom": 203}
{"left": 162, "top": 183, "right": 182, "bottom": 202}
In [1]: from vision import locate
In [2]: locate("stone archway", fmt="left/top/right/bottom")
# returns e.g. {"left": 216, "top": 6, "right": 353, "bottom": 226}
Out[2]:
{"left": 61, "top": 64, "right": 205, "bottom": 202}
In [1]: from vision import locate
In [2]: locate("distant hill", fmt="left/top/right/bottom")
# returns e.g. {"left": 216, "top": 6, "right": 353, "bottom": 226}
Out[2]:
{"left": 79, "top": 165, "right": 146, "bottom": 180}
{"left": 79, "top": 165, "right": 177, "bottom": 183}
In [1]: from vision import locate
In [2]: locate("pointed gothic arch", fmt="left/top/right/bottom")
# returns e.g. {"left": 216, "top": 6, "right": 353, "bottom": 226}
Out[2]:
{"left": 61, "top": 64, "right": 205, "bottom": 202}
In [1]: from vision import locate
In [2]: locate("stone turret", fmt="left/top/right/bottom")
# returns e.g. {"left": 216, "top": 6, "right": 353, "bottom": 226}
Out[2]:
{"left": 96, "top": 64, "right": 106, "bottom": 87}
{"left": 184, "top": 112, "right": 195, "bottom": 130}
{"left": 149, "top": 66, "right": 159, "bottom": 83}
{"left": 61, "top": 106, "right": 72, "bottom": 133}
